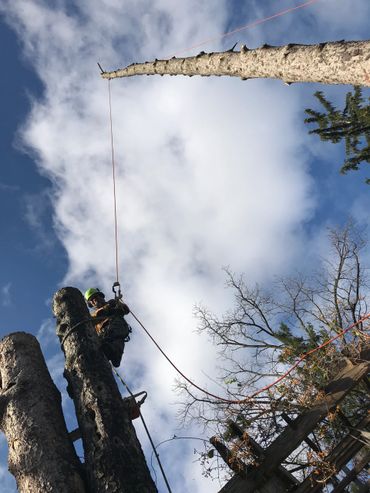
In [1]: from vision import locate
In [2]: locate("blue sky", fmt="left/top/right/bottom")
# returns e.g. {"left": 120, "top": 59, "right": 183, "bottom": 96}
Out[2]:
{"left": 0, "top": 1, "right": 369, "bottom": 492}
{"left": 0, "top": 23, "right": 66, "bottom": 332}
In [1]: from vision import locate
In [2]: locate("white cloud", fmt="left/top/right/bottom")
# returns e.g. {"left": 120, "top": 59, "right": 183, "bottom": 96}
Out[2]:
{"left": 37, "top": 317, "right": 59, "bottom": 350}
{"left": 238, "top": 0, "right": 370, "bottom": 47}
{"left": 22, "top": 191, "right": 56, "bottom": 250}
{"left": 1, "top": 0, "right": 369, "bottom": 490}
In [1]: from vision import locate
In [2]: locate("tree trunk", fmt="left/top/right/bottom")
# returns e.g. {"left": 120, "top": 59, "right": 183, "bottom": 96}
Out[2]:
{"left": 52, "top": 287, "right": 157, "bottom": 493}
{"left": 0, "top": 332, "right": 86, "bottom": 493}
{"left": 101, "top": 40, "right": 370, "bottom": 87}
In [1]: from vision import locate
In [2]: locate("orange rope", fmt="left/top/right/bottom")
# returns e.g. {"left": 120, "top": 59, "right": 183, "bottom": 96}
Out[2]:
{"left": 107, "top": 78, "right": 120, "bottom": 285}
{"left": 103, "top": 0, "right": 365, "bottom": 406}
{"left": 104, "top": 0, "right": 323, "bottom": 282}
{"left": 130, "top": 309, "right": 370, "bottom": 405}
{"left": 248, "top": 312, "right": 370, "bottom": 401}
{"left": 167, "top": 0, "right": 322, "bottom": 58}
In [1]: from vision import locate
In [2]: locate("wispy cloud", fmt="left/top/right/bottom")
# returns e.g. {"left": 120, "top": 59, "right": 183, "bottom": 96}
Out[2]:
{"left": 22, "top": 190, "right": 56, "bottom": 250}
{"left": 36, "top": 317, "right": 58, "bottom": 350}
{"left": 0, "top": 182, "right": 19, "bottom": 192}
{"left": 1, "top": 283, "right": 12, "bottom": 307}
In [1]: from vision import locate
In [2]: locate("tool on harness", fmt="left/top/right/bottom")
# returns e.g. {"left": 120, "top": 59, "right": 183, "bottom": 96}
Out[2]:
{"left": 68, "top": 390, "right": 147, "bottom": 442}
{"left": 122, "top": 390, "right": 147, "bottom": 420}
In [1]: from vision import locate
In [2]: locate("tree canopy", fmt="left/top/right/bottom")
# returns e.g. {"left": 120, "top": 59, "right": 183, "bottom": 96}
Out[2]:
{"left": 305, "top": 87, "right": 370, "bottom": 183}
{"left": 178, "top": 224, "right": 369, "bottom": 487}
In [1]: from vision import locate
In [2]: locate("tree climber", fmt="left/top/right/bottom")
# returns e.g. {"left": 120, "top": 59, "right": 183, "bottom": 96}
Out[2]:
{"left": 84, "top": 288, "right": 131, "bottom": 367}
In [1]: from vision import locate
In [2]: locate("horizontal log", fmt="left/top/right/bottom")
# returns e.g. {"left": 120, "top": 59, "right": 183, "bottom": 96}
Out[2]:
{"left": 101, "top": 40, "right": 370, "bottom": 87}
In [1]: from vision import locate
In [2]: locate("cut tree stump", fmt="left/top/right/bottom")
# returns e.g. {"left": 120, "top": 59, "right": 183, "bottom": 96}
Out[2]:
{"left": 0, "top": 332, "right": 86, "bottom": 493}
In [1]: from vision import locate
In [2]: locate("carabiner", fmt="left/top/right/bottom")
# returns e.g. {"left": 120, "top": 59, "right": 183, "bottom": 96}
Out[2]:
{"left": 112, "top": 281, "right": 122, "bottom": 300}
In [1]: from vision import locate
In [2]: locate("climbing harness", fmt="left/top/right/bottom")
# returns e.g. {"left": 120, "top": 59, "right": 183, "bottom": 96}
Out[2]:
{"left": 61, "top": 313, "right": 131, "bottom": 345}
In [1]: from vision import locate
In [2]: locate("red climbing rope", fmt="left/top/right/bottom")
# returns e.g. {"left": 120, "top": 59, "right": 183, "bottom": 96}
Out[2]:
{"left": 102, "top": 0, "right": 367, "bottom": 407}
{"left": 248, "top": 312, "right": 370, "bottom": 401}
{"left": 130, "top": 309, "right": 370, "bottom": 405}
{"left": 104, "top": 0, "right": 323, "bottom": 287}
{"left": 168, "top": 0, "right": 323, "bottom": 57}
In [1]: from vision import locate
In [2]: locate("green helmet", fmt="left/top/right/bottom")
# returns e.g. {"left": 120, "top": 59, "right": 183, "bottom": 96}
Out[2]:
{"left": 84, "top": 288, "right": 105, "bottom": 302}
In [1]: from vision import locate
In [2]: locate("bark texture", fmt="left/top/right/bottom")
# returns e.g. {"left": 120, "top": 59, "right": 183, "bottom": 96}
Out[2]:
{"left": 53, "top": 287, "right": 157, "bottom": 493}
{"left": 102, "top": 40, "right": 370, "bottom": 87}
{"left": 0, "top": 332, "right": 85, "bottom": 493}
